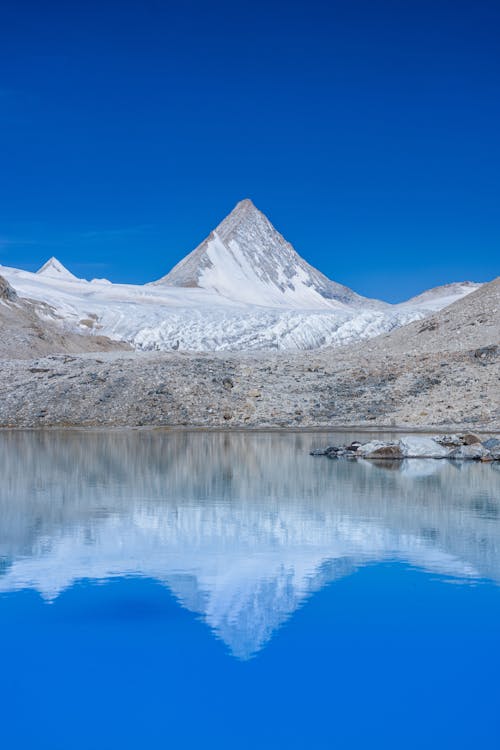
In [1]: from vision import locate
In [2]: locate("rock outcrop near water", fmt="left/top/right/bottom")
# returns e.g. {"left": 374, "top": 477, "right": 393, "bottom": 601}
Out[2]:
{"left": 311, "top": 434, "right": 500, "bottom": 460}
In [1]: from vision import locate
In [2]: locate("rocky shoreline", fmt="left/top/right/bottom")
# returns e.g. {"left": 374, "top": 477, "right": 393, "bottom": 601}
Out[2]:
{"left": 311, "top": 433, "right": 500, "bottom": 461}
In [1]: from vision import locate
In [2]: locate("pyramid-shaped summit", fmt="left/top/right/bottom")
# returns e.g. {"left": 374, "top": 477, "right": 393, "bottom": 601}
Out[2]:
{"left": 37, "top": 257, "right": 78, "bottom": 281}
{"left": 154, "top": 199, "right": 376, "bottom": 309}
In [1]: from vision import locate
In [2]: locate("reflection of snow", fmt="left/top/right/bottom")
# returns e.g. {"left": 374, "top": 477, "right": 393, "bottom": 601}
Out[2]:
{"left": 398, "top": 459, "right": 444, "bottom": 477}
{"left": 0, "top": 432, "right": 498, "bottom": 659}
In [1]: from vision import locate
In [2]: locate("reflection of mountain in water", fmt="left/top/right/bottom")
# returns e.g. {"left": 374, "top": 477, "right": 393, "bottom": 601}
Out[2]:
{"left": 0, "top": 432, "right": 499, "bottom": 659}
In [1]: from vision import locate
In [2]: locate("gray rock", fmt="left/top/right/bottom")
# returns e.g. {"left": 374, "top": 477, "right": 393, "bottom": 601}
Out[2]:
{"left": 474, "top": 345, "right": 498, "bottom": 362}
{"left": 325, "top": 446, "right": 342, "bottom": 458}
{"left": 400, "top": 437, "right": 450, "bottom": 458}
{"left": 461, "top": 433, "right": 482, "bottom": 445}
{"left": 448, "top": 444, "right": 492, "bottom": 460}
{"left": 311, "top": 435, "right": 500, "bottom": 463}
{"left": 434, "top": 434, "right": 462, "bottom": 447}
{"left": 222, "top": 377, "right": 234, "bottom": 390}
{"left": 483, "top": 438, "right": 500, "bottom": 451}
{"left": 359, "top": 441, "right": 404, "bottom": 460}
{"left": 0, "top": 276, "right": 17, "bottom": 301}
{"left": 347, "top": 441, "right": 362, "bottom": 451}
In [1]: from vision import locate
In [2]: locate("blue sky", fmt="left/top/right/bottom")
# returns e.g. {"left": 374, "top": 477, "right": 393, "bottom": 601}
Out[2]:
{"left": 0, "top": 0, "right": 498, "bottom": 302}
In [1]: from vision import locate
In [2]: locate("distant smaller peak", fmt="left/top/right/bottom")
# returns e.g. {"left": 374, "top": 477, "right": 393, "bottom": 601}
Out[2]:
{"left": 37, "top": 257, "right": 78, "bottom": 280}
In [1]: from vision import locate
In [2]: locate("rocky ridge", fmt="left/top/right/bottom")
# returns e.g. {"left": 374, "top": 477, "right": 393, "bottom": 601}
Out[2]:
{"left": 369, "top": 276, "right": 500, "bottom": 354}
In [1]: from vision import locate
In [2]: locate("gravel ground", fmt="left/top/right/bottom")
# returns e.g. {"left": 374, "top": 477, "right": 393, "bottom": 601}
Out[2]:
{"left": 0, "top": 345, "right": 497, "bottom": 429}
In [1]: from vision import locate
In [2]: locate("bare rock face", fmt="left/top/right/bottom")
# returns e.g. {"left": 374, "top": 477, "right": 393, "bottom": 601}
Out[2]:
{"left": 0, "top": 276, "right": 17, "bottom": 301}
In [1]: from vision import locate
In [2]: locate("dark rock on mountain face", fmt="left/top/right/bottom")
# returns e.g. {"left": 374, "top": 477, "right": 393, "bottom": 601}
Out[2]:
{"left": 474, "top": 345, "right": 498, "bottom": 363}
{"left": 0, "top": 276, "right": 17, "bottom": 301}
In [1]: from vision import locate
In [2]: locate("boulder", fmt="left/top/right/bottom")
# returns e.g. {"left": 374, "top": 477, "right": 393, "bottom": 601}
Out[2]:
{"left": 461, "top": 433, "right": 482, "bottom": 445}
{"left": 434, "top": 434, "right": 462, "bottom": 447}
{"left": 482, "top": 438, "right": 500, "bottom": 451}
{"left": 400, "top": 437, "right": 450, "bottom": 458}
{"left": 347, "top": 441, "right": 362, "bottom": 451}
{"left": 474, "top": 345, "right": 498, "bottom": 362}
{"left": 325, "top": 446, "right": 343, "bottom": 458}
{"left": 448, "top": 444, "right": 492, "bottom": 460}
{"left": 358, "top": 441, "right": 403, "bottom": 460}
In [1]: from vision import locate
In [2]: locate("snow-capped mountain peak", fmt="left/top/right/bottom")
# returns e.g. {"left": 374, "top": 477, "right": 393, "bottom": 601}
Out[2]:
{"left": 0, "top": 202, "right": 483, "bottom": 353}
{"left": 37, "top": 256, "right": 78, "bottom": 281}
{"left": 153, "top": 199, "right": 379, "bottom": 309}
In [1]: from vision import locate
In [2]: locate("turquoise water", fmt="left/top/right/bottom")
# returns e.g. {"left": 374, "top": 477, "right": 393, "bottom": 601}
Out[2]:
{"left": 0, "top": 431, "right": 499, "bottom": 749}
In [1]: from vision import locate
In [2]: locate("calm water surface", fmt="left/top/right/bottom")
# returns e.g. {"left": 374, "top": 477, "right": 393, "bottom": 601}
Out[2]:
{"left": 0, "top": 431, "right": 499, "bottom": 749}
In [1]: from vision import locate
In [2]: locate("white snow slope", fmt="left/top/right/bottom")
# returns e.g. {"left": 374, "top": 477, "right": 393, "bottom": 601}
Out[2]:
{"left": 0, "top": 200, "right": 482, "bottom": 352}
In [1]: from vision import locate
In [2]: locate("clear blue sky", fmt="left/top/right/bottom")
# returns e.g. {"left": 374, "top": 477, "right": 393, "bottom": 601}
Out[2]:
{"left": 0, "top": 0, "right": 498, "bottom": 301}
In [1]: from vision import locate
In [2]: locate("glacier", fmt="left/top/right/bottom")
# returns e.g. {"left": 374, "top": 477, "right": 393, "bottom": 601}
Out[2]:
{"left": 0, "top": 199, "right": 482, "bottom": 352}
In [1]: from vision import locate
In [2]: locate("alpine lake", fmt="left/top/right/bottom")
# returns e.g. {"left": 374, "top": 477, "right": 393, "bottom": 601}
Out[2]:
{"left": 1, "top": 430, "right": 499, "bottom": 749}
